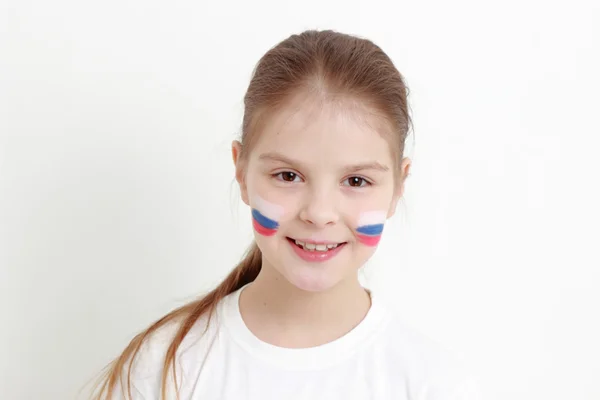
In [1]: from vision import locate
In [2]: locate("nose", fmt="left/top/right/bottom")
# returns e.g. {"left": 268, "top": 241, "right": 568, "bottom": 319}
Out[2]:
{"left": 298, "top": 187, "right": 339, "bottom": 227}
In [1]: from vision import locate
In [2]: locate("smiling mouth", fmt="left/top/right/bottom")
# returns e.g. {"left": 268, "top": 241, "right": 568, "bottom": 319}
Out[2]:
{"left": 286, "top": 237, "right": 347, "bottom": 252}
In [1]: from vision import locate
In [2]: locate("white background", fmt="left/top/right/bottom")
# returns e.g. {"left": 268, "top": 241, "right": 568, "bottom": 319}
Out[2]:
{"left": 1, "top": 0, "right": 599, "bottom": 399}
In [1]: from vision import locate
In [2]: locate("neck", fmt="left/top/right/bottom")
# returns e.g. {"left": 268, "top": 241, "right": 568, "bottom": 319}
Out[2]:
{"left": 238, "top": 259, "right": 372, "bottom": 348}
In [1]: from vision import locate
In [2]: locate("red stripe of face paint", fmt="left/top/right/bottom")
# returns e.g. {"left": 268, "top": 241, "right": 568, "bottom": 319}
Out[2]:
{"left": 357, "top": 234, "right": 381, "bottom": 247}
{"left": 252, "top": 218, "right": 277, "bottom": 236}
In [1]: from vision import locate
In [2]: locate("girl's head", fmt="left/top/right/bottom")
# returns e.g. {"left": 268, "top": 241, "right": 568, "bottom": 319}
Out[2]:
{"left": 232, "top": 30, "right": 412, "bottom": 292}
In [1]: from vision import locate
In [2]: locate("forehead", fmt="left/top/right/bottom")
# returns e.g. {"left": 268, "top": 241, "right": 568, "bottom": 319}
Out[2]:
{"left": 250, "top": 94, "right": 395, "bottom": 168}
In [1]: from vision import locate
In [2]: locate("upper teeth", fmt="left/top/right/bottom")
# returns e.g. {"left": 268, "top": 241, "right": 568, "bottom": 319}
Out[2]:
{"left": 295, "top": 240, "right": 339, "bottom": 252}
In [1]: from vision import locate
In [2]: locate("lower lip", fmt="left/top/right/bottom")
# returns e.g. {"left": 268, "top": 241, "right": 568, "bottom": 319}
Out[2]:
{"left": 287, "top": 238, "right": 346, "bottom": 263}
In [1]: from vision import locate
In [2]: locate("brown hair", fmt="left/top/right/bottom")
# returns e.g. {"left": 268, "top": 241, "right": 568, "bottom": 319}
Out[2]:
{"left": 88, "top": 29, "right": 412, "bottom": 400}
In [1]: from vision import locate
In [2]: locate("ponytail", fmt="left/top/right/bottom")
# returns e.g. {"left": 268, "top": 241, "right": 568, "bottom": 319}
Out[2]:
{"left": 88, "top": 242, "right": 262, "bottom": 400}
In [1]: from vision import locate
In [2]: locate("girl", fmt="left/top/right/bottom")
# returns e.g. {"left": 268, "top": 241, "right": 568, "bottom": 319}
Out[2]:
{"left": 90, "top": 29, "right": 480, "bottom": 399}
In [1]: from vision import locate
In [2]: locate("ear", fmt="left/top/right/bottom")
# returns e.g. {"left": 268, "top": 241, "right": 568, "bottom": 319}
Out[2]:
{"left": 387, "top": 157, "right": 411, "bottom": 218}
{"left": 232, "top": 140, "right": 249, "bottom": 206}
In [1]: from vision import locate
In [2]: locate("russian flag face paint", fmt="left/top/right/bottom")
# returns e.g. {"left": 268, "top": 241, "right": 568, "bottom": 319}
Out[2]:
{"left": 356, "top": 211, "right": 386, "bottom": 246}
{"left": 251, "top": 195, "right": 284, "bottom": 237}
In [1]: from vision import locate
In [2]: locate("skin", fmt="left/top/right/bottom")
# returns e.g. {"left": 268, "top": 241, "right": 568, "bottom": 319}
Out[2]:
{"left": 232, "top": 91, "right": 411, "bottom": 348}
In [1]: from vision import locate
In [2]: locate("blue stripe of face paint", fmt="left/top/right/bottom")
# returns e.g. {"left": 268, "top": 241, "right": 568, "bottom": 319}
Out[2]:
{"left": 356, "top": 223, "right": 384, "bottom": 236}
{"left": 252, "top": 209, "right": 279, "bottom": 230}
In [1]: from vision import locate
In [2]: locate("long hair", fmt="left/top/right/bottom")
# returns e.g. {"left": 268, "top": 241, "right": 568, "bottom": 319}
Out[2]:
{"left": 88, "top": 29, "right": 412, "bottom": 400}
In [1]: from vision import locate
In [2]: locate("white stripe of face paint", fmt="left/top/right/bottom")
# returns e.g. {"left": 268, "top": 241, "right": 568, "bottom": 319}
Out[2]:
{"left": 252, "top": 195, "right": 285, "bottom": 221}
{"left": 357, "top": 210, "right": 387, "bottom": 227}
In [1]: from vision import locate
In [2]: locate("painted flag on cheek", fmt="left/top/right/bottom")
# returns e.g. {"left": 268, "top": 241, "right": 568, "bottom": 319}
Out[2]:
{"left": 252, "top": 209, "right": 279, "bottom": 236}
{"left": 251, "top": 195, "right": 284, "bottom": 237}
{"left": 356, "top": 211, "right": 386, "bottom": 246}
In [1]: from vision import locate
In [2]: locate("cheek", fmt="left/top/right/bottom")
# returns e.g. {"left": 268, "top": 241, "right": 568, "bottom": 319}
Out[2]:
{"left": 354, "top": 210, "right": 387, "bottom": 247}
{"left": 252, "top": 211, "right": 279, "bottom": 236}
{"left": 250, "top": 194, "right": 288, "bottom": 237}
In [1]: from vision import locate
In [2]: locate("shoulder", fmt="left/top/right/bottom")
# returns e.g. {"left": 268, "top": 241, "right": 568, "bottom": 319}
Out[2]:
{"left": 115, "top": 310, "right": 218, "bottom": 398}
{"left": 376, "top": 310, "right": 482, "bottom": 400}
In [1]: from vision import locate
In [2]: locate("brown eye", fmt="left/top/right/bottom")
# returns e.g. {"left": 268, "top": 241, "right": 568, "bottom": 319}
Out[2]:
{"left": 276, "top": 171, "right": 298, "bottom": 182}
{"left": 346, "top": 177, "right": 367, "bottom": 187}
{"left": 282, "top": 172, "right": 296, "bottom": 181}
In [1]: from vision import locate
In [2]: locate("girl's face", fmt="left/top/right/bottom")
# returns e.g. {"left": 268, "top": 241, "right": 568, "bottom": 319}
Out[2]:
{"left": 233, "top": 93, "right": 410, "bottom": 292}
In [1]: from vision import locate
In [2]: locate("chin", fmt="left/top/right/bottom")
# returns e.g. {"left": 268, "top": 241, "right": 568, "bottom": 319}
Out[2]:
{"left": 285, "top": 269, "right": 343, "bottom": 292}
{"left": 277, "top": 249, "right": 356, "bottom": 293}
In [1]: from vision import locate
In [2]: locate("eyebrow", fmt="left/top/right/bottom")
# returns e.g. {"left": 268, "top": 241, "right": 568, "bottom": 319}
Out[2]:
{"left": 258, "top": 152, "right": 390, "bottom": 173}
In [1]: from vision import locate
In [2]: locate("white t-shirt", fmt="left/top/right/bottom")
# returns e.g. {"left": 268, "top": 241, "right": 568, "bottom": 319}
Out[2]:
{"left": 115, "top": 284, "right": 481, "bottom": 399}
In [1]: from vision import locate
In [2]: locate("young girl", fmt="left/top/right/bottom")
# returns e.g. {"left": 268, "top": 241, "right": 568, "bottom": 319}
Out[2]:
{"left": 90, "top": 29, "right": 480, "bottom": 400}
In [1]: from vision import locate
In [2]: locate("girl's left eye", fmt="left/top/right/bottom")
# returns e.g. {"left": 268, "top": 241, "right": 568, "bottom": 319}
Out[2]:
{"left": 343, "top": 177, "right": 370, "bottom": 187}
